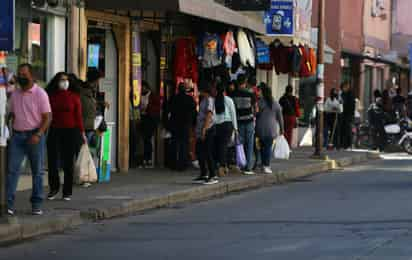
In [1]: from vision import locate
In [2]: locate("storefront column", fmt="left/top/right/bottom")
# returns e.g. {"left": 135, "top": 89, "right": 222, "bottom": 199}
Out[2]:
{"left": 68, "top": 1, "right": 80, "bottom": 75}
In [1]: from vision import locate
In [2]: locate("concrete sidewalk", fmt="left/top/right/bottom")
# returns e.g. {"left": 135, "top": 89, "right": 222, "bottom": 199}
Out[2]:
{"left": 0, "top": 148, "right": 379, "bottom": 245}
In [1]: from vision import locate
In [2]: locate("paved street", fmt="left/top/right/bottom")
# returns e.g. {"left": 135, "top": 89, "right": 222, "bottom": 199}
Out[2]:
{"left": 1, "top": 154, "right": 412, "bottom": 259}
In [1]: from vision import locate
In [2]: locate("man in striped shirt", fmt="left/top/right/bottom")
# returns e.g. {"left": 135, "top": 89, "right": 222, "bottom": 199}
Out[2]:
{"left": 232, "top": 74, "right": 257, "bottom": 175}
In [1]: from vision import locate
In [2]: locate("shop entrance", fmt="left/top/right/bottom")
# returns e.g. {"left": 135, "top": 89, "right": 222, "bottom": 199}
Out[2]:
{"left": 87, "top": 24, "right": 119, "bottom": 170}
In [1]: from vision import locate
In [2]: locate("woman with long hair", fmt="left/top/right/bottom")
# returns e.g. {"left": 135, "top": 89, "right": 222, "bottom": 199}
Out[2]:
{"left": 214, "top": 82, "right": 238, "bottom": 176}
{"left": 279, "top": 85, "right": 300, "bottom": 146}
{"left": 46, "top": 72, "right": 85, "bottom": 201}
{"left": 256, "top": 83, "right": 284, "bottom": 174}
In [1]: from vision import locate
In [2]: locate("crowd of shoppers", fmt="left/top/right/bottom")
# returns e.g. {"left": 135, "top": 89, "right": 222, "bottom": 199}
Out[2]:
{"left": 3, "top": 62, "right": 296, "bottom": 215}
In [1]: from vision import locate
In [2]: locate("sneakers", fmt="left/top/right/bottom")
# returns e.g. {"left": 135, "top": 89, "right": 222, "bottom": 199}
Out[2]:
{"left": 32, "top": 208, "right": 43, "bottom": 216}
{"left": 47, "top": 190, "right": 59, "bottom": 201}
{"left": 263, "top": 166, "right": 273, "bottom": 174}
{"left": 204, "top": 176, "right": 219, "bottom": 185}
{"left": 193, "top": 176, "right": 209, "bottom": 184}
{"left": 63, "top": 196, "right": 72, "bottom": 201}
{"left": 243, "top": 170, "right": 256, "bottom": 175}
{"left": 7, "top": 208, "right": 15, "bottom": 216}
{"left": 144, "top": 160, "right": 154, "bottom": 169}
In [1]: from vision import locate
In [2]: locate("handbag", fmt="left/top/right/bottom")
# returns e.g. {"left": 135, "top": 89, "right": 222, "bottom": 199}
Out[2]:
{"left": 235, "top": 134, "right": 247, "bottom": 168}
{"left": 98, "top": 119, "right": 108, "bottom": 132}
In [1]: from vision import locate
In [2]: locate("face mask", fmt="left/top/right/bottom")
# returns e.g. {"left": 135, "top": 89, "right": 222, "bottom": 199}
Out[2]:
{"left": 17, "top": 77, "right": 29, "bottom": 87}
{"left": 59, "top": 80, "right": 70, "bottom": 90}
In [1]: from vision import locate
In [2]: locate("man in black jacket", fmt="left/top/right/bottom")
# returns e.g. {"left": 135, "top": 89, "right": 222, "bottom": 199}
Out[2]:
{"left": 340, "top": 82, "right": 356, "bottom": 149}
{"left": 168, "top": 83, "right": 197, "bottom": 171}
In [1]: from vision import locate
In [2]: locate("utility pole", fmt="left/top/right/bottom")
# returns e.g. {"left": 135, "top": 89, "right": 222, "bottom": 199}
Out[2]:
{"left": 314, "top": 0, "right": 325, "bottom": 157}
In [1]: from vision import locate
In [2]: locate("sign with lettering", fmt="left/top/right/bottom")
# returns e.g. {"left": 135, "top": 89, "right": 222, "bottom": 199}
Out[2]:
{"left": 0, "top": 0, "right": 14, "bottom": 51}
{"left": 264, "top": 0, "right": 294, "bottom": 36}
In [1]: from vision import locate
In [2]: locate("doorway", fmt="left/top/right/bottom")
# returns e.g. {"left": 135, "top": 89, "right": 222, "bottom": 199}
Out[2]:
{"left": 87, "top": 25, "right": 119, "bottom": 170}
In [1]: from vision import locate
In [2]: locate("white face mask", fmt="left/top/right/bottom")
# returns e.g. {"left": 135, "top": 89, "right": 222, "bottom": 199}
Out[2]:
{"left": 59, "top": 80, "right": 69, "bottom": 90}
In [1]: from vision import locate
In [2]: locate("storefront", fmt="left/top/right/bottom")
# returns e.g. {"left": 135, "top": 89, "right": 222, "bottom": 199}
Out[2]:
{"left": 9, "top": 0, "right": 67, "bottom": 84}
{"left": 79, "top": 0, "right": 264, "bottom": 171}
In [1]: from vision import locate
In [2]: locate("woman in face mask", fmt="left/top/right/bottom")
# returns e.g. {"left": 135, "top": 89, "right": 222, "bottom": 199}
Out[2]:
{"left": 46, "top": 72, "right": 85, "bottom": 201}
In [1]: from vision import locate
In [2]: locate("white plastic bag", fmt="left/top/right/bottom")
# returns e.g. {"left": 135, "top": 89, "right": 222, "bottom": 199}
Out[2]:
{"left": 274, "top": 135, "right": 291, "bottom": 160}
{"left": 74, "top": 144, "right": 98, "bottom": 184}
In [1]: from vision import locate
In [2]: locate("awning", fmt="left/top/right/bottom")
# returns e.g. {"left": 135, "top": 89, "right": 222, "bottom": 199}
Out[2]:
{"left": 342, "top": 49, "right": 408, "bottom": 69}
{"left": 84, "top": 0, "right": 265, "bottom": 34}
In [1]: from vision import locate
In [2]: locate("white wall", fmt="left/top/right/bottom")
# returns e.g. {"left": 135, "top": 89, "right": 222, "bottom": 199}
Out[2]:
{"left": 46, "top": 15, "right": 66, "bottom": 81}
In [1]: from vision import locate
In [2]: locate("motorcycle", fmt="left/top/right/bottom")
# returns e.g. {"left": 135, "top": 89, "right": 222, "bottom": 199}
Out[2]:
{"left": 384, "top": 116, "right": 412, "bottom": 154}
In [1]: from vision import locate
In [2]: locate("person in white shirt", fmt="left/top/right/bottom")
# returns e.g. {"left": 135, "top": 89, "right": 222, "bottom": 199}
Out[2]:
{"left": 324, "top": 88, "right": 341, "bottom": 148}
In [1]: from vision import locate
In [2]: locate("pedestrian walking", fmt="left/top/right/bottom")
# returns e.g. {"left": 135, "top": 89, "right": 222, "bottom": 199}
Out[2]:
{"left": 140, "top": 81, "right": 161, "bottom": 168}
{"left": 46, "top": 72, "right": 85, "bottom": 201}
{"left": 255, "top": 84, "right": 284, "bottom": 174}
{"left": 80, "top": 69, "right": 99, "bottom": 146}
{"left": 279, "top": 85, "right": 300, "bottom": 146}
{"left": 324, "top": 88, "right": 341, "bottom": 148}
{"left": 340, "top": 82, "right": 356, "bottom": 150}
{"left": 7, "top": 63, "right": 51, "bottom": 216}
{"left": 214, "top": 82, "right": 238, "bottom": 177}
{"left": 368, "top": 97, "right": 386, "bottom": 151}
{"left": 192, "top": 83, "right": 218, "bottom": 185}
{"left": 169, "top": 83, "right": 197, "bottom": 171}
{"left": 232, "top": 74, "right": 257, "bottom": 175}
{"left": 392, "top": 88, "right": 406, "bottom": 117}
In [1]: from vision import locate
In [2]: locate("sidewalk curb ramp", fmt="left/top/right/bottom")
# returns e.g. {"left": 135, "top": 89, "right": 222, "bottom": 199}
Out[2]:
{"left": 0, "top": 151, "right": 379, "bottom": 245}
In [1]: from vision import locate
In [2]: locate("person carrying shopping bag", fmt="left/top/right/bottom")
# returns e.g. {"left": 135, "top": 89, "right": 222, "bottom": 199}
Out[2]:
{"left": 46, "top": 72, "right": 86, "bottom": 201}
{"left": 255, "top": 84, "right": 284, "bottom": 174}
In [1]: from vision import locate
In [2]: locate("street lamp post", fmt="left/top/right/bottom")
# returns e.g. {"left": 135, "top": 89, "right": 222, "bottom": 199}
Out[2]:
{"left": 314, "top": 0, "right": 325, "bottom": 157}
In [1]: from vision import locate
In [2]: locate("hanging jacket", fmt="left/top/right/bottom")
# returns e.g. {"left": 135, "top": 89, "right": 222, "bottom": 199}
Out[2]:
{"left": 197, "top": 33, "right": 223, "bottom": 68}
{"left": 237, "top": 29, "right": 255, "bottom": 68}
{"left": 291, "top": 45, "right": 302, "bottom": 75}
{"left": 270, "top": 42, "right": 290, "bottom": 74}
{"left": 309, "top": 48, "right": 317, "bottom": 76}
{"left": 256, "top": 39, "right": 270, "bottom": 65}
{"left": 223, "top": 30, "right": 237, "bottom": 69}
{"left": 299, "top": 45, "right": 311, "bottom": 78}
{"left": 174, "top": 38, "right": 199, "bottom": 83}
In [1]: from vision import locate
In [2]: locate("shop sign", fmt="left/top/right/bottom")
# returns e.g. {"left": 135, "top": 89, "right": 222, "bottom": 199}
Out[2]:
{"left": 0, "top": 0, "right": 14, "bottom": 51}
{"left": 264, "top": 0, "right": 294, "bottom": 36}
{"left": 225, "top": 0, "right": 270, "bottom": 11}
{"left": 131, "top": 26, "right": 142, "bottom": 108}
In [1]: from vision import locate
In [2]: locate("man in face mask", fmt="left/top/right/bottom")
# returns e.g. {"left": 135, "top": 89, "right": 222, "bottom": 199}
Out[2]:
{"left": 6, "top": 63, "right": 51, "bottom": 216}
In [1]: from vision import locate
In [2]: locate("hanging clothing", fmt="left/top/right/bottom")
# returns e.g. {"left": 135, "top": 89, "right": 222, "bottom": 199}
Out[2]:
{"left": 299, "top": 45, "right": 311, "bottom": 78}
{"left": 256, "top": 39, "right": 270, "bottom": 65}
{"left": 237, "top": 29, "right": 255, "bottom": 68}
{"left": 174, "top": 38, "right": 199, "bottom": 84}
{"left": 197, "top": 33, "right": 223, "bottom": 68}
{"left": 270, "top": 42, "right": 290, "bottom": 74}
{"left": 309, "top": 48, "right": 317, "bottom": 76}
{"left": 291, "top": 45, "right": 302, "bottom": 75}
{"left": 223, "top": 31, "right": 237, "bottom": 69}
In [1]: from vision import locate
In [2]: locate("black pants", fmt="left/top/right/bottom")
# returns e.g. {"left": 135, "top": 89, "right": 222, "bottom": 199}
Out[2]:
{"left": 196, "top": 127, "right": 216, "bottom": 178}
{"left": 141, "top": 115, "right": 159, "bottom": 162}
{"left": 341, "top": 116, "right": 353, "bottom": 149}
{"left": 172, "top": 127, "right": 190, "bottom": 171}
{"left": 47, "top": 128, "right": 78, "bottom": 197}
{"left": 215, "top": 122, "right": 233, "bottom": 168}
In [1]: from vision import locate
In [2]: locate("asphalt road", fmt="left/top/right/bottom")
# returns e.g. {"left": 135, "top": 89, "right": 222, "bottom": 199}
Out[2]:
{"left": 2, "top": 154, "right": 412, "bottom": 260}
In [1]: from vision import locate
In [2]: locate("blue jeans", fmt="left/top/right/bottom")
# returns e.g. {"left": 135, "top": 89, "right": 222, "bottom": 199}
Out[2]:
{"left": 259, "top": 137, "right": 274, "bottom": 167}
{"left": 7, "top": 131, "right": 45, "bottom": 210}
{"left": 238, "top": 122, "right": 255, "bottom": 171}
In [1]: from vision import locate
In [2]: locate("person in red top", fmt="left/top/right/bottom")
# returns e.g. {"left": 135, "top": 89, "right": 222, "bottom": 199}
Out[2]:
{"left": 46, "top": 72, "right": 85, "bottom": 201}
